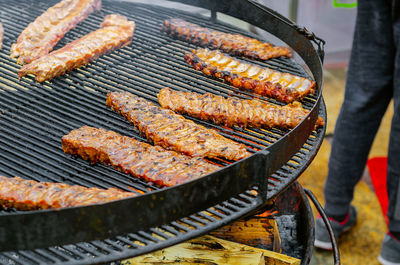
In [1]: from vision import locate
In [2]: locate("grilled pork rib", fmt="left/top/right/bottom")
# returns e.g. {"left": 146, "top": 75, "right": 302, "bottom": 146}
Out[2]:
{"left": 0, "top": 176, "right": 134, "bottom": 210}
{"left": 0, "top": 23, "right": 3, "bottom": 50}
{"left": 106, "top": 92, "right": 250, "bottom": 160}
{"left": 185, "top": 48, "right": 316, "bottom": 103}
{"left": 19, "top": 14, "right": 135, "bottom": 82}
{"left": 162, "top": 18, "right": 291, "bottom": 60}
{"left": 158, "top": 87, "right": 324, "bottom": 130}
{"left": 62, "top": 126, "right": 219, "bottom": 187}
{"left": 10, "top": 0, "right": 101, "bottom": 65}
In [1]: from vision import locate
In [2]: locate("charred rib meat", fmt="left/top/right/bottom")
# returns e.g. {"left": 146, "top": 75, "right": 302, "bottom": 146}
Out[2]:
{"left": 158, "top": 87, "right": 324, "bottom": 130}
{"left": 62, "top": 126, "right": 219, "bottom": 187}
{"left": 0, "top": 176, "right": 135, "bottom": 210}
{"left": 0, "top": 22, "right": 3, "bottom": 50}
{"left": 185, "top": 48, "right": 316, "bottom": 103}
{"left": 106, "top": 91, "right": 250, "bottom": 160}
{"left": 10, "top": 0, "right": 101, "bottom": 65}
{"left": 19, "top": 14, "right": 135, "bottom": 82}
{"left": 162, "top": 18, "right": 291, "bottom": 60}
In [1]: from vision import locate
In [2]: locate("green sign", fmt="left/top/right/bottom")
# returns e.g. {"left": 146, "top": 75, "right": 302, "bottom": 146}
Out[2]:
{"left": 333, "top": 0, "right": 357, "bottom": 8}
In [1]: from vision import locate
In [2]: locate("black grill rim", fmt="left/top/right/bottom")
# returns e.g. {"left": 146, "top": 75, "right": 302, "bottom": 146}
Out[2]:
{"left": 0, "top": 0, "right": 325, "bottom": 261}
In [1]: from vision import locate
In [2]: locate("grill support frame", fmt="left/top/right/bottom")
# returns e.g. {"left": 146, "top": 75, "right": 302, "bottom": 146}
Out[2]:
{"left": 0, "top": 0, "right": 326, "bottom": 260}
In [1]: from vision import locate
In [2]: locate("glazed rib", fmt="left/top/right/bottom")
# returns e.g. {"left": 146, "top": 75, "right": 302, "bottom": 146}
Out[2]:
{"left": 162, "top": 18, "right": 291, "bottom": 60}
{"left": 106, "top": 92, "right": 250, "bottom": 160}
{"left": 62, "top": 126, "right": 219, "bottom": 187}
{"left": 10, "top": 0, "right": 101, "bottom": 65}
{"left": 0, "top": 23, "right": 3, "bottom": 50}
{"left": 19, "top": 14, "right": 135, "bottom": 82}
{"left": 0, "top": 176, "right": 135, "bottom": 210}
{"left": 185, "top": 48, "right": 316, "bottom": 103}
{"left": 158, "top": 87, "right": 324, "bottom": 130}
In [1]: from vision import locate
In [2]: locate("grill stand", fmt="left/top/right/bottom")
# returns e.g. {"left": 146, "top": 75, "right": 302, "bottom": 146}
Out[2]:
{"left": 0, "top": 0, "right": 329, "bottom": 263}
{"left": 127, "top": 181, "right": 332, "bottom": 265}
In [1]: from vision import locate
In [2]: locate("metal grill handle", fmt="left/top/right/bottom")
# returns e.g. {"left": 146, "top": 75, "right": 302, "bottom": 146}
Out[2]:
{"left": 304, "top": 188, "right": 341, "bottom": 265}
{"left": 292, "top": 26, "right": 325, "bottom": 63}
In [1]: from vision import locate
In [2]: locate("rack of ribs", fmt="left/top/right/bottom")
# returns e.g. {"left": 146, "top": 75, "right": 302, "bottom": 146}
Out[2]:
{"left": 106, "top": 91, "right": 251, "bottom": 160}
{"left": 18, "top": 14, "right": 135, "bottom": 82}
{"left": 185, "top": 48, "right": 316, "bottom": 103}
{"left": 0, "top": 23, "right": 3, "bottom": 50}
{"left": 62, "top": 126, "right": 220, "bottom": 187}
{"left": 10, "top": 0, "right": 101, "bottom": 65}
{"left": 0, "top": 176, "right": 135, "bottom": 210}
{"left": 162, "top": 18, "right": 291, "bottom": 60}
{"left": 158, "top": 87, "right": 324, "bottom": 130}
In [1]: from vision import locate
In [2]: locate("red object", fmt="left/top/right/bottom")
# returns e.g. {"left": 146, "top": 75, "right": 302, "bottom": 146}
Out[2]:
{"left": 367, "top": 157, "right": 389, "bottom": 224}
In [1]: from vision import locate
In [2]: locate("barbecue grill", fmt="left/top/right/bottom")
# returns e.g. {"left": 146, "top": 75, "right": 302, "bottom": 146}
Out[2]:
{"left": 0, "top": 0, "right": 333, "bottom": 264}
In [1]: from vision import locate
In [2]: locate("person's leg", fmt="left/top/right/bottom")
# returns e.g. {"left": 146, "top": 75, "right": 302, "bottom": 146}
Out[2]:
{"left": 323, "top": 0, "right": 394, "bottom": 218}
{"left": 377, "top": 13, "right": 400, "bottom": 262}
{"left": 387, "top": 0, "right": 400, "bottom": 237}
{"left": 379, "top": 71, "right": 400, "bottom": 265}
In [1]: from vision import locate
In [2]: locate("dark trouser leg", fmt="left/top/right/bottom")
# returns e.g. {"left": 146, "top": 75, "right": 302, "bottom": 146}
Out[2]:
{"left": 324, "top": 0, "right": 394, "bottom": 217}
{"left": 387, "top": 12, "right": 400, "bottom": 232}
{"left": 387, "top": 96, "right": 400, "bottom": 232}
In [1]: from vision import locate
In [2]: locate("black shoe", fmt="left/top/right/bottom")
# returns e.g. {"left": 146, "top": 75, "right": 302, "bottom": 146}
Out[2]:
{"left": 378, "top": 233, "right": 400, "bottom": 265}
{"left": 314, "top": 205, "right": 357, "bottom": 250}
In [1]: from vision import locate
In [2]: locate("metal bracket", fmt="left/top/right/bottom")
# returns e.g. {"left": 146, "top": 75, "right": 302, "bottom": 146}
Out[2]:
{"left": 256, "top": 149, "right": 271, "bottom": 201}
{"left": 293, "top": 25, "right": 326, "bottom": 63}
{"left": 211, "top": 9, "right": 217, "bottom": 23}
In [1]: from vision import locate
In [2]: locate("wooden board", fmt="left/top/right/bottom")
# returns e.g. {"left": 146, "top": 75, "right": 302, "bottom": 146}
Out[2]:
{"left": 210, "top": 216, "right": 282, "bottom": 253}
{"left": 123, "top": 235, "right": 300, "bottom": 265}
